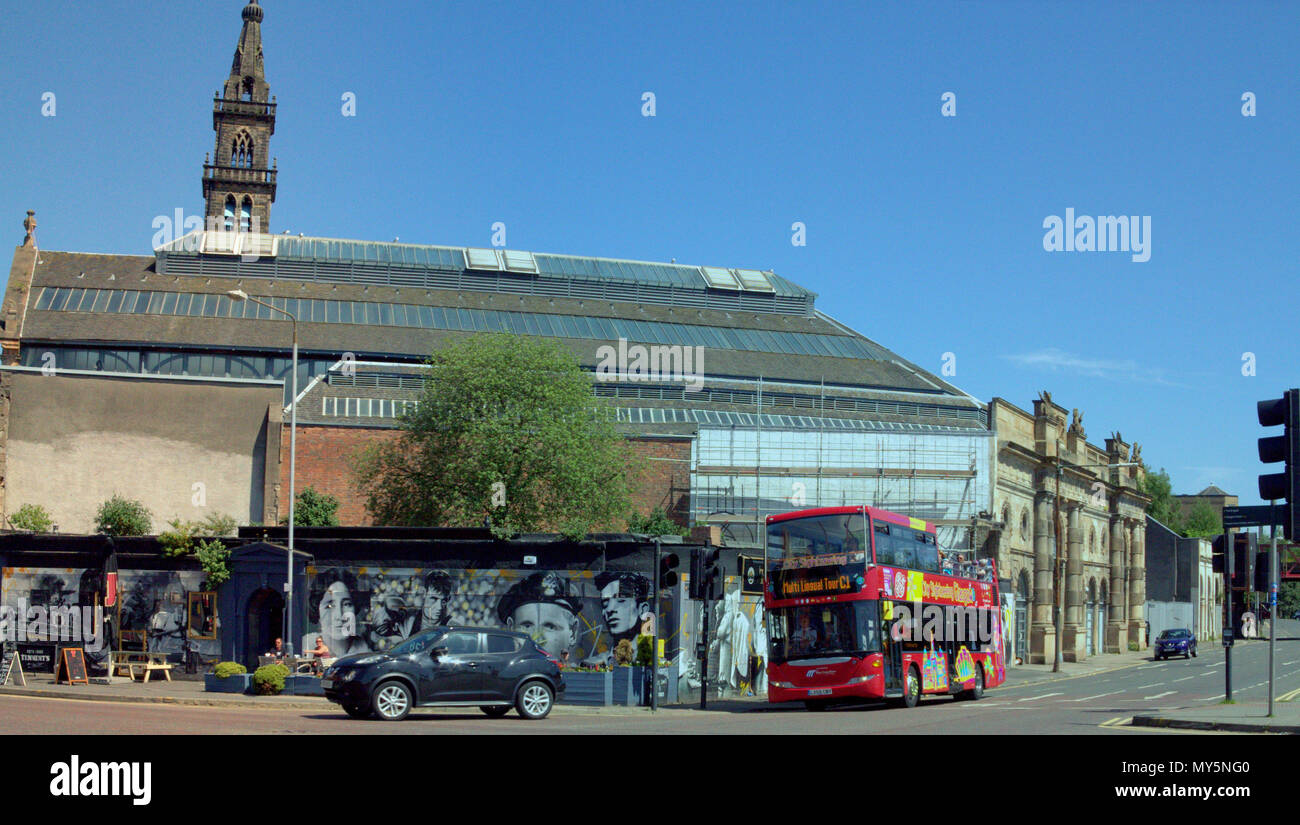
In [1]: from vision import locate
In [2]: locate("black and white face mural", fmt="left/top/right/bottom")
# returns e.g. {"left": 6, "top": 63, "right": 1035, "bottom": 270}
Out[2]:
{"left": 300, "top": 566, "right": 666, "bottom": 669}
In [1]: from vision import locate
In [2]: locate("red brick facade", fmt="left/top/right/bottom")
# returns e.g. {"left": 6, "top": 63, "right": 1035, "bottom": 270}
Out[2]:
{"left": 278, "top": 425, "right": 692, "bottom": 527}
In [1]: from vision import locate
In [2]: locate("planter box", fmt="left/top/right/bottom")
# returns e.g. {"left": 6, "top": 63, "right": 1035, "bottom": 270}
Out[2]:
{"left": 559, "top": 670, "right": 613, "bottom": 706}
{"left": 282, "top": 674, "right": 324, "bottom": 696}
{"left": 204, "top": 673, "right": 252, "bottom": 694}
{"left": 626, "top": 665, "right": 680, "bottom": 706}
{"left": 612, "top": 667, "right": 637, "bottom": 705}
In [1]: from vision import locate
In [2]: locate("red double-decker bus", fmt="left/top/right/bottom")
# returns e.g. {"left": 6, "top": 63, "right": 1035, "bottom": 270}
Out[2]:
{"left": 764, "top": 506, "right": 1006, "bottom": 709}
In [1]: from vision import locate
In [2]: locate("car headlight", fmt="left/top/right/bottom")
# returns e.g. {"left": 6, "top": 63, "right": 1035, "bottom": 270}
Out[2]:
{"left": 341, "top": 669, "right": 358, "bottom": 682}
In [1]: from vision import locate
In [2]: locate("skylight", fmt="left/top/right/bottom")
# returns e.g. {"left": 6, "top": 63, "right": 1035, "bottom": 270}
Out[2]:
{"left": 700, "top": 266, "right": 741, "bottom": 289}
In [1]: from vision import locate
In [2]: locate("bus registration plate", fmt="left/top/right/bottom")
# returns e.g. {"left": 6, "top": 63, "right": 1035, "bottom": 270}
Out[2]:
{"left": 808, "top": 688, "right": 832, "bottom": 696}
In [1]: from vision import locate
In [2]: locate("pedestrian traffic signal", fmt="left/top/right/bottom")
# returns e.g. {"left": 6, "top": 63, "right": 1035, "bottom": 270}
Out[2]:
{"left": 1257, "top": 388, "right": 1299, "bottom": 540}
{"left": 659, "top": 551, "right": 679, "bottom": 590}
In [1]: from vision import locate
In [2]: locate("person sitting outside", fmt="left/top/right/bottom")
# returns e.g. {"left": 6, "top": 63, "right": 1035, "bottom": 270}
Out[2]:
{"left": 307, "top": 636, "right": 334, "bottom": 673}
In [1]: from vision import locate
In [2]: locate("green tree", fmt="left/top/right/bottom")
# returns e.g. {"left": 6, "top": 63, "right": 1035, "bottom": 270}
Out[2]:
{"left": 283, "top": 487, "right": 340, "bottom": 527}
{"left": 9, "top": 503, "right": 53, "bottom": 532}
{"left": 1182, "top": 500, "right": 1223, "bottom": 537}
{"left": 95, "top": 495, "right": 152, "bottom": 536}
{"left": 627, "top": 507, "right": 687, "bottom": 537}
{"left": 1139, "top": 467, "right": 1184, "bottom": 534}
{"left": 353, "top": 333, "right": 631, "bottom": 539}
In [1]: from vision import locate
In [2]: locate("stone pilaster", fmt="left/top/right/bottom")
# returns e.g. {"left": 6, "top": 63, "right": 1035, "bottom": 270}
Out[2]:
{"left": 1106, "top": 514, "right": 1128, "bottom": 652}
{"left": 1062, "top": 504, "right": 1085, "bottom": 661}
{"left": 1030, "top": 492, "right": 1056, "bottom": 664}
{"left": 1127, "top": 518, "right": 1145, "bottom": 647}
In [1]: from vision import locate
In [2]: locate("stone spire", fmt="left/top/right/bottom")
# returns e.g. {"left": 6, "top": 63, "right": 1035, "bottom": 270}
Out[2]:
{"left": 203, "top": 1, "right": 277, "bottom": 234}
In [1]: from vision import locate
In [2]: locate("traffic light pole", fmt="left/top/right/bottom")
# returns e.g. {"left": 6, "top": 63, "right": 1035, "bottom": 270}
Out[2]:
{"left": 699, "top": 592, "right": 710, "bottom": 711}
{"left": 652, "top": 539, "right": 660, "bottom": 714}
{"left": 1269, "top": 504, "right": 1277, "bottom": 717}
{"left": 1224, "top": 529, "right": 1233, "bottom": 702}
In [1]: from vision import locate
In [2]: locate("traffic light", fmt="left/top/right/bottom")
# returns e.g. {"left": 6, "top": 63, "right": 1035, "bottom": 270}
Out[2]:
{"left": 658, "top": 551, "right": 679, "bottom": 590}
{"left": 1254, "top": 550, "right": 1270, "bottom": 593}
{"left": 701, "top": 547, "right": 722, "bottom": 601}
{"left": 1257, "top": 388, "right": 1300, "bottom": 540}
{"left": 689, "top": 548, "right": 705, "bottom": 599}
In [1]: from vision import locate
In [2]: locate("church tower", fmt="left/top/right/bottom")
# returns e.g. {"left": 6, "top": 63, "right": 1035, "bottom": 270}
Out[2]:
{"left": 203, "top": 0, "right": 277, "bottom": 234}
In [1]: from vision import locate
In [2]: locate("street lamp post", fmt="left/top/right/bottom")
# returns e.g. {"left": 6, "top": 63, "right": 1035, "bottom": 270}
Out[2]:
{"left": 1051, "top": 454, "right": 1141, "bottom": 672}
{"left": 229, "top": 289, "right": 298, "bottom": 657}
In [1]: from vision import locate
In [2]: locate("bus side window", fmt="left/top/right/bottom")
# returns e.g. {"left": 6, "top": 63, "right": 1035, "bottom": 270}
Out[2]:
{"left": 873, "top": 523, "right": 892, "bottom": 565}
{"left": 916, "top": 532, "right": 939, "bottom": 573}
{"left": 893, "top": 527, "right": 917, "bottom": 569}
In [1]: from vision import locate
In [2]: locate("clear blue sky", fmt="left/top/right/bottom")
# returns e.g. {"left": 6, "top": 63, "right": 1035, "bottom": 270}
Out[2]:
{"left": 2, "top": 1, "right": 1296, "bottom": 505}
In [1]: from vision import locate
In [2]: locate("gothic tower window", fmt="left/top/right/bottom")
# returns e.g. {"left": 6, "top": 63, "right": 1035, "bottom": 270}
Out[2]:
{"left": 240, "top": 197, "right": 252, "bottom": 232}
{"left": 231, "top": 132, "right": 254, "bottom": 168}
{"left": 223, "top": 196, "right": 236, "bottom": 232}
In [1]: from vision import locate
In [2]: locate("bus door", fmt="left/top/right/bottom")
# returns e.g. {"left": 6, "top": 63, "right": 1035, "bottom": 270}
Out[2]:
{"left": 881, "top": 601, "right": 903, "bottom": 692}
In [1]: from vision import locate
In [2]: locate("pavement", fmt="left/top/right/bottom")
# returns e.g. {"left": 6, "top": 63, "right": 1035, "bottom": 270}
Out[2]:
{"left": 3, "top": 643, "right": 1298, "bottom": 732}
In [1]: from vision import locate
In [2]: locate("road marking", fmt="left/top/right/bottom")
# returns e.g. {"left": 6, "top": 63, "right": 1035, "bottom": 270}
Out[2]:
{"left": 1284, "top": 661, "right": 1298, "bottom": 666}
{"left": 1172, "top": 676, "right": 1195, "bottom": 683}
{"left": 1016, "top": 692, "right": 1063, "bottom": 702}
{"left": 1137, "top": 664, "right": 1165, "bottom": 670}
{"left": 1136, "top": 682, "right": 1163, "bottom": 689}
{"left": 1279, "top": 687, "right": 1300, "bottom": 702}
{"left": 1144, "top": 691, "right": 1176, "bottom": 700}
{"left": 1066, "top": 691, "right": 1123, "bottom": 702}
{"left": 1194, "top": 696, "right": 1221, "bottom": 701}
{"left": 1098, "top": 716, "right": 1132, "bottom": 728}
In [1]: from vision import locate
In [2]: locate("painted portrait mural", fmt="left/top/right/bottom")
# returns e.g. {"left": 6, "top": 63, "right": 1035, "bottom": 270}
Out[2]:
{"left": 299, "top": 566, "right": 674, "bottom": 669}
{"left": 677, "top": 575, "right": 769, "bottom": 700}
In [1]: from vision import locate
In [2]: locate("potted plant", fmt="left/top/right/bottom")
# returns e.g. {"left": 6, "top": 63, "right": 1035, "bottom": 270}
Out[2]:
{"left": 252, "top": 663, "right": 290, "bottom": 695}
{"left": 204, "top": 661, "right": 251, "bottom": 694}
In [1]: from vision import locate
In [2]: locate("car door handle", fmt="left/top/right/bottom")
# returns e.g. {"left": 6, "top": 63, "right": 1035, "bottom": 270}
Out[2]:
{"left": 468, "top": 662, "right": 478, "bottom": 668}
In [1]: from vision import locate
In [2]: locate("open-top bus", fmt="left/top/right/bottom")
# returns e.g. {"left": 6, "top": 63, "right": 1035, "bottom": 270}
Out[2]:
{"left": 764, "top": 506, "right": 1006, "bottom": 709}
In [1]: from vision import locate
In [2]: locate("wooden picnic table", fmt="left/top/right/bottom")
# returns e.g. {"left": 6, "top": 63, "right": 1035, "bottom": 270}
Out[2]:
{"left": 109, "top": 651, "right": 174, "bottom": 684}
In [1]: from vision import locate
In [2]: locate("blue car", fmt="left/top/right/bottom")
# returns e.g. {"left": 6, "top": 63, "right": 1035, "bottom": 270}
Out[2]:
{"left": 1154, "top": 628, "right": 1197, "bottom": 660}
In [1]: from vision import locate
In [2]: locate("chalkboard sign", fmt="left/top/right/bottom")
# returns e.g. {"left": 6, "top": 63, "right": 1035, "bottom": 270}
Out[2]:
{"left": 17, "top": 643, "right": 55, "bottom": 674}
{"left": 0, "top": 645, "right": 25, "bottom": 686}
{"left": 56, "top": 646, "right": 88, "bottom": 686}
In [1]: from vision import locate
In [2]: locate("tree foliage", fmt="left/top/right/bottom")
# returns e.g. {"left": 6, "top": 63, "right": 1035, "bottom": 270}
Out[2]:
{"left": 352, "top": 334, "right": 631, "bottom": 539}
{"left": 95, "top": 495, "right": 152, "bottom": 537}
{"left": 1140, "top": 467, "right": 1184, "bottom": 534}
{"left": 627, "top": 507, "right": 687, "bottom": 537}
{"left": 1182, "top": 500, "right": 1223, "bottom": 537}
{"left": 284, "top": 487, "right": 340, "bottom": 527}
{"left": 9, "top": 503, "right": 53, "bottom": 532}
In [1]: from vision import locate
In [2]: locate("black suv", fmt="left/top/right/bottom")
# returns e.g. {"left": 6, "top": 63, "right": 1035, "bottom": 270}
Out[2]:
{"left": 322, "top": 627, "right": 565, "bottom": 721}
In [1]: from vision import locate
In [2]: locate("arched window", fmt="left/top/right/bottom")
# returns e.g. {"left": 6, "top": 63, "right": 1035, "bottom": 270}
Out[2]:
{"left": 240, "top": 197, "right": 252, "bottom": 233}
{"left": 231, "top": 132, "right": 254, "bottom": 168}
{"left": 223, "top": 196, "right": 236, "bottom": 232}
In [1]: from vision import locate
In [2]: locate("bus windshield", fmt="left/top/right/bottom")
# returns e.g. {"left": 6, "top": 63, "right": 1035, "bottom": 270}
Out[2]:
{"left": 766, "top": 512, "right": 868, "bottom": 600}
{"left": 767, "top": 601, "right": 879, "bottom": 663}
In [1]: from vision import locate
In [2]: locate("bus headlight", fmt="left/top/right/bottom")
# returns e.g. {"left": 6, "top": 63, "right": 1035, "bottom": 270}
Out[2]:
{"left": 770, "top": 681, "right": 793, "bottom": 689}
{"left": 846, "top": 675, "right": 877, "bottom": 684}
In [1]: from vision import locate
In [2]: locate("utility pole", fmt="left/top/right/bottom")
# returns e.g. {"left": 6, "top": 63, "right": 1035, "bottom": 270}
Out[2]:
{"left": 1269, "top": 503, "right": 1277, "bottom": 717}
{"left": 1224, "top": 529, "right": 1233, "bottom": 702}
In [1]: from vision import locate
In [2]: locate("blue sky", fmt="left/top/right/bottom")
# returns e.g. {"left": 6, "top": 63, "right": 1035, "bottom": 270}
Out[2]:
{"left": 2, "top": 1, "right": 1296, "bottom": 505}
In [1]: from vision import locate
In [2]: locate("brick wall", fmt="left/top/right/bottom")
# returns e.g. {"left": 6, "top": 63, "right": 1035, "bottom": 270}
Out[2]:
{"left": 280, "top": 424, "right": 694, "bottom": 527}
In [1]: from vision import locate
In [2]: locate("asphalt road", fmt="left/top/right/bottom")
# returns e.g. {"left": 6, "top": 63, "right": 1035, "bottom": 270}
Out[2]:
{"left": 2, "top": 632, "right": 1296, "bottom": 735}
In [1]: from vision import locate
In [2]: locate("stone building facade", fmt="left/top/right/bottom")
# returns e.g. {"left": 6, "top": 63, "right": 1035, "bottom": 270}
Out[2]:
{"left": 986, "top": 394, "right": 1150, "bottom": 663}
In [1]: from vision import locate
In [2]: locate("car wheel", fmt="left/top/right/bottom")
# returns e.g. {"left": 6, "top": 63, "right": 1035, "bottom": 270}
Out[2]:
{"left": 342, "top": 702, "right": 371, "bottom": 720}
{"left": 480, "top": 706, "right": 511, "bottom": 717}
{"left": 516, "top": 680, "right": 554, "bottom": 720}
{"left": 372, "top": 681, "right": 413, "bottom": 722}
{"left": 1191, "top": 648, "right": 1197, "bottom": 658}
{"left": 902, "top": 665, "right": 921, "bottom": 708}
{"left": 1155, "top": 653, "right": 1163, "bottom": 661}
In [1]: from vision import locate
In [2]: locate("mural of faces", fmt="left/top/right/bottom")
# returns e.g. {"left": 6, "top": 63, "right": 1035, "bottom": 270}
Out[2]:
{"left": 596, "top": 573, "right": 650, "bottom": 639}
{"left": 507, "top": 602, "right": 579, "bottom": 660}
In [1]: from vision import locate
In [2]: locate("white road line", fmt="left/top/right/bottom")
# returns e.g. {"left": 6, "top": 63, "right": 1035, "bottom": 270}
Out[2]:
{"left": 1017, "top": 692, "right": 1063, "bottom": 702}
{"left": 1136, "top": 682, "right": 1163, "bottom": 689}
{"left": 1172, "top": 676, "right": 1195, "bottom": 683}
{"left": 1194, "top": 696, "right": 1221, "bottom": 701}
{"left": 1066, "top": 691, "right": 1123, "bottom": 702}
{"left": 1284, "top": 661, "right": 1298, "bottom": 666}
{"left": 1144, "top": 691, "right": 1176, "bottom": 700}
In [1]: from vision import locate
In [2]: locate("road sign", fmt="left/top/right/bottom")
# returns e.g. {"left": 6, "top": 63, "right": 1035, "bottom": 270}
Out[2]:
{"left": 1222, "top": 505, "right": 1278, "bottom": 529}
{"left": 1222, "top": 628, "right": 1234, "bottom": 647}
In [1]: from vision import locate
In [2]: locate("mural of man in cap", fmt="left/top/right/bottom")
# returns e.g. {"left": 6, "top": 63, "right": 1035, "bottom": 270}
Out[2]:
{"left": 496, "top": 572, "right": 580, "bottom": 663}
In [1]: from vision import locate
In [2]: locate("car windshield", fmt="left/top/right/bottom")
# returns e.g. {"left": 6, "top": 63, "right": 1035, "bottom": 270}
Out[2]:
{"left": 390, "top": 629, "right": 442, "bottom": 656}
{"left": 1158, "top": 629, "right": 1191, "bottom": 640}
